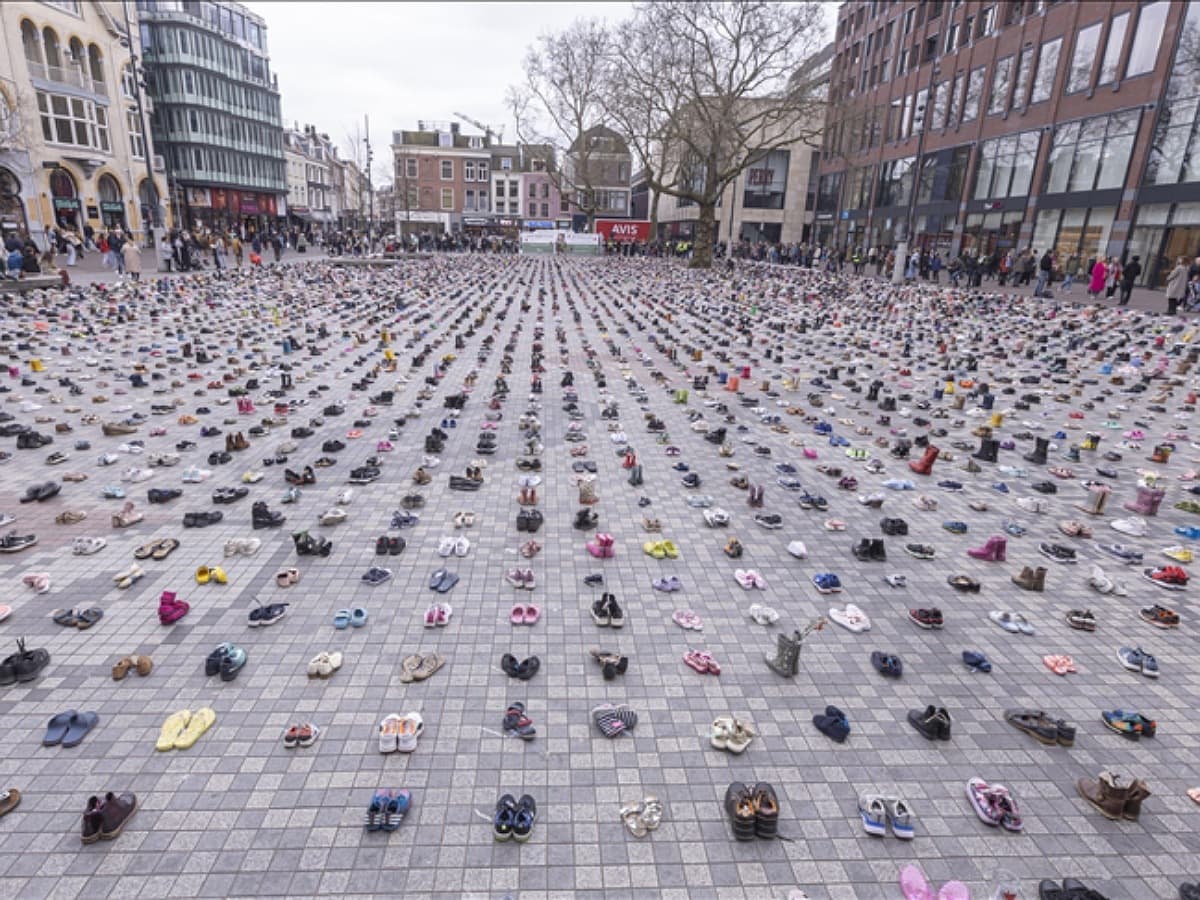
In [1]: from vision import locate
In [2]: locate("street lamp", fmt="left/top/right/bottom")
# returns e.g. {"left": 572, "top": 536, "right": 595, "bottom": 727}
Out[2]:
{"left": 121, "top": 0, "right": 164, "bottom": 247}
{"left": 891, "top": 60, "right": 942, "bottom": 285}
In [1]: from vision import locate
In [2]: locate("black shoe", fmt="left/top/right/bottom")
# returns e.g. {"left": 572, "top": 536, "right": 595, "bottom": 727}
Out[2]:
{"left": 906, "top": 705, "right": 942, "bottom": 740}
{"left": 147, "top": 488, "right": 182, "bottom": 504}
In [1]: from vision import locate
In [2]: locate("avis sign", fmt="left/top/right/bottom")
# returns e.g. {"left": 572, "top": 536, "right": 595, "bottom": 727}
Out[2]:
{"left": 595, "top": 219, "right": 651, "bottom": 242}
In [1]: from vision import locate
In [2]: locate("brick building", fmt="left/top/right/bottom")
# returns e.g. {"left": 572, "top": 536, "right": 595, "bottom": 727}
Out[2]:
{"left": 817, "top": 0, "right": 1200, "bottom": 286}
{"left": 392, "top": 122, "right": 491, "bottom": 237}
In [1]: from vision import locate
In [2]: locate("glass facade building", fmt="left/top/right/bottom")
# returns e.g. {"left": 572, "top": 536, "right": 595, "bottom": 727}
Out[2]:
{"left": 137, "top": 0, "right": 285, "bottom": 231}
{"left": 817, "top": 0, "right": 1198, "bottom": 286}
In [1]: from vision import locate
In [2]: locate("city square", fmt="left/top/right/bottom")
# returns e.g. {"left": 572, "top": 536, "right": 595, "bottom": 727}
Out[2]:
{"left": 2, "top": 1, "right": 1200, "bottom": 898}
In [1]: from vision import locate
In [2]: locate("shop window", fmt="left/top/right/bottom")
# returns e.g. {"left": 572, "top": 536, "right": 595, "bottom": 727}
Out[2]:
{"left": 1126, "top": 2, "right": 1168, "bottom": 78}
{"left": 1030, "top": 37, "right": 1061, "bottom": 103}
{"left": 1098, "top": 12, "right": 1129, "bottom": 85}
{"left": 876, "top": 156, "right": 915, "bottom": 207}
{"left": 1066, "top": 22, "right": 1101, "bottom": 93}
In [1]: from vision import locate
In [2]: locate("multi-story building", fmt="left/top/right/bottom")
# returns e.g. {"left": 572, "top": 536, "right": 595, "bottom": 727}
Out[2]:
{"left": 391, "top": 121, "right": 491, "bottom": 237}
{"left": 137, "top": 0, "right": 285, "bottom": 234}
{"left": 817, "top": 0, "right": 1198, "bottom": 286}
{"left": 517, "top": 144, "right": 568, "bottom": 230}
{"left": 487, "top": 144, "right": 521, "bottom": 233}
{"left": 0, "top": 0, "right": 169, "bottom": 246}
{"left": 282, "top": 124, "right": 337, "bottom": 228}
{"left": 563, "top": 125, "right": 632, "bottom": 226}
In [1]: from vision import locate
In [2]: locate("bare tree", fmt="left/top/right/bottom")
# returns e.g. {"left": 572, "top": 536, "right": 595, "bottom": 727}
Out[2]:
{"left": 607, "top": 1, "right": 828, "bottom": 267}
{"left": 509, "top": 18, "right": 613, "bottom": 230}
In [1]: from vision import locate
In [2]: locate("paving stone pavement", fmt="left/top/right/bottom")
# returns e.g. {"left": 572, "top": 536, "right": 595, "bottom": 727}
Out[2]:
{"left": 0, "top": 255, "right": 1198, "bottom": 900}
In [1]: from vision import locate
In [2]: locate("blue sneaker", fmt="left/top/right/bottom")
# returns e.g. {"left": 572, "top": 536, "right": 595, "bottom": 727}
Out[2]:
{"left": 992, "top": 482, "right": 1010, "bottom": 494}
{"left": 1117, "top": 646, "right": 1144, "bottom": 674}
{"left": 812, "top": 572, "right": 842, "bottom": 593}
{"left": 381, "top": 789, "right": 411, "bottom": 832}
{"left": 1175, "top": 525, "right": 1200, "bottom": 540}
{"left": 365, "top": 791, "right": 389, "bottom": 831}
{"left": 962, "top": 650, "right": 992, "bottom": 673}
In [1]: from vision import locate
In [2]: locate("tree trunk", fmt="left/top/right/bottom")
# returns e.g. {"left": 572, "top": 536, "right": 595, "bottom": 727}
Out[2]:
{"left": 690, "top": 202, "right": 716, "bottom": 269}
{"left": 649, "top": 190, "right": 661, "bottom": 239}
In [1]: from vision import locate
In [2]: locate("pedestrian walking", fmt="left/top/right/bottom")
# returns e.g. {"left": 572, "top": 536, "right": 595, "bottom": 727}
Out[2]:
{"left": 1061, "top": 253, "right": 1079, "bottom": 293}
{"left": 1166, "top": 256, "right": 1188, "bottom": 316}
{"left": 1118, "top": 255, "right": 1141, "bottom": 305}
{"left": 1035, "top": 249, "right": 1053, "bottom": 296}
{"left": 1088, "top": 257, "right": 1107, "bottom": 298}
{"left": 1105, "top": 257, "right": 1122, "bottom": 299}
{"left": 121, "top": 238, "right": 143, "bottom": 282}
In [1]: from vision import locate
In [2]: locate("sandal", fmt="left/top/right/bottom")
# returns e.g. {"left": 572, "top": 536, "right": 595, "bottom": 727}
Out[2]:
{"left": 111, "top": 501, "right": 144, "bottom": 528}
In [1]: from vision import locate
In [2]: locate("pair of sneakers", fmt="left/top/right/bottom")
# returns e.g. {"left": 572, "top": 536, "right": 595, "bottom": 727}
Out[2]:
{"left": 365, "top": 789, "right": 410, "bottom": 832}
{"left": 493, "top": 794, "right": 536, "bottom": 841}
{"left": 859, "top": 793, "right": 915, "bottom": 839}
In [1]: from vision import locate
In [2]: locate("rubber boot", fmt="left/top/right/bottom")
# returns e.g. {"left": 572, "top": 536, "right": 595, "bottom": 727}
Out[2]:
{"left": 1076, "top": 771, "right": 1133, "bottom": 820}
{"left": 765, "top": 630, "right": 802, "bottom": 678}
{"left": 908, "top": 445, "right": 939, "bottom": 476}
{"left": 1023, "top": 437, "right": 1049, "bottom": 465}
{"left": 1124, "top": 486, "right": 1165, "bottom": 517}
{"left": 973, "top": 439, "right": 999, "bottom": 462}
{"left": 1076, "top": 485, "right": 1111, "bottom": 516}
{"left": 628, "top": 465, "right": 643, "bottom": 487}
{"left": 1147, "top": 444, "right": 1171, "bottom": 464}
{"left": 1081, "top": 432, "right": 1100, "bottom": 451}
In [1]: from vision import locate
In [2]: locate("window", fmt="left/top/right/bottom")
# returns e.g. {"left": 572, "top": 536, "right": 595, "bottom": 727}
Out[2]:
{"left": 193, "top": 147, "right": 204, "bottom": 169}
{"left": 989, "top": 56, "right": 1012, "bottom": 114}
{"left": 1098, "top": 12, "right": 1129, "bottom": 85}
{"left": 742, "top": 149, "right": 790, "bottom": 209}
{"left": 924, "top": 35, "right": 938, "bottom": 61}
{"left": 478, "top": 162, "right": 489, "bottom": 182}
{"left": 973, "top": 131, "right": 1040, "bottom": 198}
{"left": 529, "top": 201, "right": 537, "bottom": 217}
{"left": 36, "top": 91, "right": 109, "bottom": 151}
{"left": 405, "top": 158, "right": 417, "bottom": 179}
{"left": 1126, "top": 1, "right": 1168, "bottom": 78}
{"left": 440, "top": 160, "right": 453, "bottom": 180}
{"left": 876, "top": 156, "right": 915, "bottom": 207}
{"left": 560, "top": 196, "right": 570, "bottom": 213}
{"left": 495, "top": 180, "right": 505, "bottom": 198}
{"left": 500, "top": 157, "right": 513, "bottom": 170}
{"left": 962, "top": 66, "right": 984, "bottom": 122}
{"left": 1044, "top": 110, "right": 1138, "bottom": 193}
{"left": 847, "top": 165, "right": 875, "bottom": 209}
{"left": 464, "top": 160, "right": 476, "bottom": 181}
{"left": 1146, "top": 1, "right": 1200, "bottom": 185}
{"left": 540, "top": 202, "right": 549, "bottom": 217}
{"left": 944, "top": 24, "right": 958, "bottom": 54}
{"left": 946, "top": 72, "right": 963, "bottom": 127}
{"left": 127, "top": 109, "right": 145, "bottom": 158}
{"left": 440, "top": 187, "right": 453, "bottom": 209}
{"left": 1012, "top": 45, "right": 1033, "bottom": 109}
{"left": 913, "top": 87, "right": 929, "bottom": 132}
{"left": 903, "top": 7, "right": 915, "bottom": 34}
{"left": 978, "top": 6, "right": 995, "bottom": 37}
{"left": 1067, "top": 23, "right": 1101, "bottom": 93}
{"left": 961, "top": 17, "right": 974, "bottom": 46}
{"left": 1031, "top": 37, "right": 1061, "bottom": 103}
{"left": 917, "top": 145, "right": 972, "bottom": 203}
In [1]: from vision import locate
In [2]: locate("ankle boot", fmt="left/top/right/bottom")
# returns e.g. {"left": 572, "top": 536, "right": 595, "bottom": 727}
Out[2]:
{"left": 1076, "top": 485, "right": 1110, "bottom": 516}
{"left": 1023, "top": 437, "right": 1049, "bottom": 465}
{"left": 1122, "top": 778, "right": 1151, "bottom": 821}
{"left": 1076, "top": 771, "right": 1133, "bottom": 820}
{"left": 765, "top": 630, "right": 802, "bottom": 678}
{"left": 1012, "top": 565, "right": 1045, "bottom": 591}
{"left": 252, "top": 501, "right": 285, "bottom": 529}
{"left": 908, "top": 445, "right": 939, "bottom": 475}
{"left": 973, "top": 438, "right": 999, "bottom": 463}
{"left": 963, "top": 457, "right": 982, "bottom": 473}
{"left": 967, "top": 535, "right": 1007, "bottom": 561}
{"left": 852, "top": 538, "right": 873, "bottom": 561}
{"left": 869, "top": 538, "right": 887, "bottom": 561}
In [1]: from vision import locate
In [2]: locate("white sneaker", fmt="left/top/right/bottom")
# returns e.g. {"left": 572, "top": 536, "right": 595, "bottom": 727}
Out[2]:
{"left": 787, "top": 540, "right": 808, "bottom": 558}
{"left": 437, "top": 536, "right": 455, "bottom": 557}
{"left": 829, "top": 603, "right": 871, "bottom": 632}
{"left": 1111, "top": 516, "right": 1148, "bottom": 537}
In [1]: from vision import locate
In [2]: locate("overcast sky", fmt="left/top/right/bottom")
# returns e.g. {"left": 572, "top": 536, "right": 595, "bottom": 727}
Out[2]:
{"left": 244, "top": 1, "right": 636, "bottom": 181}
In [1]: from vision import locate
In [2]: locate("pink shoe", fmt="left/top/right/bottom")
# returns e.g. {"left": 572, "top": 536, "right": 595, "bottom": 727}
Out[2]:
{"left": 803, "top": 447, "right": 818, "bottom": 459}
{"left": 376, "top": 440, "right": 394, "bottom": 452}
{"left": 423, "top": 605, "right": 438, "bottom": 628}
{"left": 683, "top": 650, "right": 708, "bottom": 673}
{"left": 159, "top": 599, "right": 189, "bottom": 625}
{"left": 899, "top": 864, "right": 934, "bottom": 900}
{"left": 523, "top": 604, "right": 540, "bottom": 624}
{"left": 586, "top": 541, "right": 605, "bottom": 558}
{"left": 510, "top": 604, "right": 526, "bottom": 625}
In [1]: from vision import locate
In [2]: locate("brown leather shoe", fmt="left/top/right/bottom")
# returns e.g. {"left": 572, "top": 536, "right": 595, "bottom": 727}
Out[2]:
{"left": 81, "top": 795, "right": 104, "bottom": 843}
{"left": 98, "top": 791, "right": 137, "bottom": 840}
{"left": 111, "top": 657, "right": 133, "bottom": 681}
{"left": 134, "top": 655, "right": 153, "bottom": 677}
{"left": 1076, "top": 771, "right": 1131, "bottom": 820}
{"left": 1123, "top": 778, "right": 1151, "bottom": 821}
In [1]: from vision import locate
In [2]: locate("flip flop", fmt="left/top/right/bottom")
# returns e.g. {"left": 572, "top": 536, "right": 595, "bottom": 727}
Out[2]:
{"left": 151, "top": 538, "right": 180, "bottom": 560}
{"left": 42, "top": 710, "right": 78, "bottom": 746}
{"left": 75, "top": 607, "right": 104, "bottom": 629}
{"left": 156, "top": 710, "right": 191, "bottom": 751}
{"left": 60, "top": 711, "right": 99, "bottom": 748}
{"left": 173, "top": 707, "right": 215, "bottom": 749}
{"left": 435, "top": 571, "right": 459, "bottom": 593}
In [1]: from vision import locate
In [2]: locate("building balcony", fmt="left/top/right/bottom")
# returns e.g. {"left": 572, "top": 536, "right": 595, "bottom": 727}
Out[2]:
{"left": 28, "top": 60, "right": 107, "bottom": 98}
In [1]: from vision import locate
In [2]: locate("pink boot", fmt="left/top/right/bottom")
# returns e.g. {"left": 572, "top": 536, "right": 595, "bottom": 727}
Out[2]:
{"left": 967, "top": 535, "right": 1007, "bottom": 562}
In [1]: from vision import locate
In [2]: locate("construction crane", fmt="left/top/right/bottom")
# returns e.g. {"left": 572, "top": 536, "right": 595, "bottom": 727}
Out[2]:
{"left": 452, "top": 111, "right": 503, "bottom": 144}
